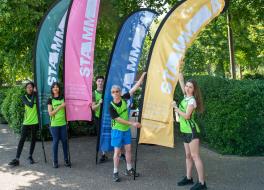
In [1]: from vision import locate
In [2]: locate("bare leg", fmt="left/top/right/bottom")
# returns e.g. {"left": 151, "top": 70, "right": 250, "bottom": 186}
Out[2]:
{"left": 184, "top": 143, "right": 193, "bottom": 179}
{"left": 124, "top": 144, "right": 132, "bottom": 167}
{"left": 189, "top": 139, "right": 205, "bottom": 184}
{"left": 113, "top": 147, "right": 121, "bottom": 172}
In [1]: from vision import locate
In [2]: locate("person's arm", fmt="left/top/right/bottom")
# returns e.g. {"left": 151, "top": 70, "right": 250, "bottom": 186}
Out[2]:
{"left": 174, "top": 104, "right": 194, "bottom": 120}
{"left": 129, "top": 72, "right": 146, "bottom": 96}
{"left": 109, "top": 104, "right": 141, "bottom": 128}
{"left": 22, "top": 95, "right": 34, "bottom": 108}
{"left": 48, "top": 102, "right": 65, "bottom": 117}
{"left": 178, "top": 72, "right": 185, "bottom": 95}
{"left": 92, "top": 99, "right": 103, "bottom": 111}
{"left": 114, "top": 117, "right": 141, "bottom": 128}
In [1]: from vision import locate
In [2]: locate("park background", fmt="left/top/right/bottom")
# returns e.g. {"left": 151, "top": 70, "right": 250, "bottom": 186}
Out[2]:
{"left": 0, "top": 0, "right": 263, "bottom": 156}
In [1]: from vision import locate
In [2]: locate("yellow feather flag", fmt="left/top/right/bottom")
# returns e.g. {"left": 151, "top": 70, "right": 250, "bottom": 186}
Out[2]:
{"left": 139, "top": 0, "right": 226, "bottom": 148}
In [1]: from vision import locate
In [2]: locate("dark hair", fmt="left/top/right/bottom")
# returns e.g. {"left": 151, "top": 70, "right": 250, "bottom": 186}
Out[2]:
{"left": 50, "top": 82, "right": 61, "bottom": 97}
{"left": 186, "top": 79, "right": 204, "bottom": 113}
{"left": 25, "top": 81, "right": 34, "bottom": 89}
{"left": 95, "top": 76, "right": 104, "bottom": 81}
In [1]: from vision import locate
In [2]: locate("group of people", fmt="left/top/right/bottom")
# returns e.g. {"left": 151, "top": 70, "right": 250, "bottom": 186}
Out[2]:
{"left": 7, "top": 71, "right": 207, "bottom": 190}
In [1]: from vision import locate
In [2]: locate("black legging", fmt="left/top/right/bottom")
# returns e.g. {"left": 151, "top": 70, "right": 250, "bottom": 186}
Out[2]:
{"left": 16, "top": 124, "right": 39, "bottom": 159}
{"left": 94, "top": 117, "right": 100, "bottom": 135}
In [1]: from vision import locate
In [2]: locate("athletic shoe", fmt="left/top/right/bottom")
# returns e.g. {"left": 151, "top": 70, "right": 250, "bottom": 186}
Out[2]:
{"left": 113, "top": 172, "right": 120, "bottom": 182}
{"left": 28, "top": 156, "right": 35, "bottom": 164}
{"left": 64, "top": 160, "right": 71, "bottom": 167}
{"left": 124, "top": 168, "right": 139, "bottom": 177}
{"left": 190, "top": 182, "right": 207, "bottom": 190}
{"left": 99, "top": 154, "right": 108, "bottom": 163}
{"left": 120, "top": 153, "right": 126, "bottom": 161}
{"left": 8, "top": 159, "right": 19, "bottom": 166}
{"left": 53, "top": 162, "right": 59, "bottom": 168}
{"left": 177, "top": 176, "right": 194, "bottom": 186}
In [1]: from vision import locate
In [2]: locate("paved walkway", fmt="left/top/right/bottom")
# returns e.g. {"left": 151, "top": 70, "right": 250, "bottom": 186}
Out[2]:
{"left": 0, "top": 124, "right": 263, "bottom": 190}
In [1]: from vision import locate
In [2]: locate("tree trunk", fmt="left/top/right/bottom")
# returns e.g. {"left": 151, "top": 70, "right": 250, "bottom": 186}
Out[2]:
{"left": 227, "top": 11, "right": 236, "bottom": 79}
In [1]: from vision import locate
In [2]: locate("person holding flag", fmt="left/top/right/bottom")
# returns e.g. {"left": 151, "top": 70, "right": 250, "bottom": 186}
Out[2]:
{"left": 109, "top": 72, "right": 146, "bottom": 182}
{"left": 47, "top": 82, "right": 70, "bottom": 168}
{"left": 172, "top": 72, "right": 207, "bottom": 190}
{"left": 93, "top": 76, "right": 126, "bottom": 164}
{"left": 92, "top": 76, "right": 108, "bottom": 163}
{"left": 8, "top": 82, "right": 39, "bottom": 166}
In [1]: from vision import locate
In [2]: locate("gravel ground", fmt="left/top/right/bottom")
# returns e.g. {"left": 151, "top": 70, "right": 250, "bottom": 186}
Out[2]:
{"left": 0, "top": 124, "right": 263, "bottom": 190}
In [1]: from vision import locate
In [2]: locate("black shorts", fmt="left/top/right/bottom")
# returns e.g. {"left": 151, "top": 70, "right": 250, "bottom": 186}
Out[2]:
{"left": 181, "top": 133, "right": 200, "bottom": 143}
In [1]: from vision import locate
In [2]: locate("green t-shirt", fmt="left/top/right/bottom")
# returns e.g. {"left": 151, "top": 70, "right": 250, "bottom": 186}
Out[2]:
{"left": 179, "top": 96, "right": 200, "bottom": 134}
{"left": 23, "top": 95, "right": 38, "bottom": 125}
{"left": 48, "top": 97, "right": 66, "bottom": 127}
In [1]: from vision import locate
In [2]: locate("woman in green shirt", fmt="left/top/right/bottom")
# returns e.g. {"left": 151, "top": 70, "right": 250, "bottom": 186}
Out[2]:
{"left": 8, "top": 82, "right": 39, "bottom": 166}
{"left": 173, "top": 73, "right": 207, "bottom": 190}
{"left": 47, "top": 82, "right": 70, "bottom": 168}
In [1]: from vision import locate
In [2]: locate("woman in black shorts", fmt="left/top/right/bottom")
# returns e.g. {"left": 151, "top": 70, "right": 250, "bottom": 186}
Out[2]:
{"left": 173, "top": 72, "right": 206, "bottom": 190}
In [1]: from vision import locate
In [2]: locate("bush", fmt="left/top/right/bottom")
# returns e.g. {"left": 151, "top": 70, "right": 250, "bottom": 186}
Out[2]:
{"left": 0, "top": 87, "right": 9, "bottom": 123}
{"left": 1, "top": 86, "right": 24, "bottom": 133}
{"left": 243, "top": 73, "right": 264, "bottom": 80}
{"left": 175, "top": 76, "right": 264, "bottom": 156}
{"left": 68, "top": 121, "right": 95, "bottom": 137}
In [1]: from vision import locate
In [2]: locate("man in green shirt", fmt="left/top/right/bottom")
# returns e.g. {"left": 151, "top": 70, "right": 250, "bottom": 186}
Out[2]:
{"left": 109, "top": 72, "right": 146, "bottom": 182}
{"left": 92, "top": 76, "right": 108, "bottom": 163}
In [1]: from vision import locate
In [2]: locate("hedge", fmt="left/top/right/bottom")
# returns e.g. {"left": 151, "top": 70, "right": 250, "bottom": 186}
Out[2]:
{"left": 0, "top": 87, "right": 9, "bottom": 123}
{"left": 175, "top": 76, "right": 264, "bottom": 156}
{"left": 243, "top": 73, "right": 264, "bottom": 80}
{"left": 1, "top": 87, "right": 24, "bottom": 133}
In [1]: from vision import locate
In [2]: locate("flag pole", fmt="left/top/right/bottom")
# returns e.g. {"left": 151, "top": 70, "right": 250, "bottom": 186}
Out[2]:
{"left": 40, "top": 125, "right": 47, "bottom": 163}
{"left": 66, "top": 124, "right": 71, "bottom": 167}
{"left": 62, "top": 0, "right": 74, "bottom": 168}
{"left": 133, "top": 0, "right": 188, "bottom": 180}
{"left": 95, "top": 117, "right": 101, "bottom": 164}
{"left": 33, "top": 0, "right": 67, "bottom": 164}
{"left": 133, "top": 78, "right": 146, "bottom": 180}
{"left": 133, "top": 116, "right": 141, "bottom": 180}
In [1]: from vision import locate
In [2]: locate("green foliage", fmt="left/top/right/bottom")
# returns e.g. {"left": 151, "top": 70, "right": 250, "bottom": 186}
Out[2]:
{"left": 0, "top": 0, "right": 262, "bottom": 83}
{"left": 180, "top": 0, "right": 264, "bottom": 77}
{"left": 243, "top": 73, "right": 264, "bottom": 80}
{"left": 69, "top": 121, "right": 96, "bottom": 137}
{"left": 94, "top": 0, "right": 143, "bottom": 76}
{"left": 0, "top": 0, "right": 54, "bottom": 85}
{"left": 1, "top": 86, "right": 24, "bottom": 133}
{"left": 175, "top": 76, "right": 264, "bottom": 156}
{"left": 140, "top": 0, "right": 264, "bottom": 77}
{"left": 0, "top": 87, "right": 9, "bottom": 123}
{"left": 229, "top": 0, "right": 264, "bottom": 73}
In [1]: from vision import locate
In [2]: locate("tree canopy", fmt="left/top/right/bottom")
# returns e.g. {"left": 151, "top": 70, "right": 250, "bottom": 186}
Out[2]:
{"left": 0, "top": 0, "right": 263, "bottom": 86}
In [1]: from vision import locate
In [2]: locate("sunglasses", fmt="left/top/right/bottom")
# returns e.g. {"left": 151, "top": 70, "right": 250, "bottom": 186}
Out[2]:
{"left": 111, "top": 90, "right": 120, "bottom": 94}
